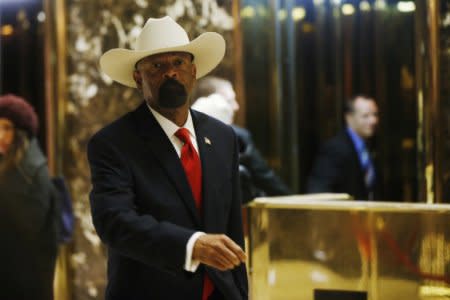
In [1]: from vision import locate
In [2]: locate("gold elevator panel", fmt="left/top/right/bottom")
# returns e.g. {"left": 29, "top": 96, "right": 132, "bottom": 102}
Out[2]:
{"left": 246, "top": 197, "right": 450, "bottom": 300}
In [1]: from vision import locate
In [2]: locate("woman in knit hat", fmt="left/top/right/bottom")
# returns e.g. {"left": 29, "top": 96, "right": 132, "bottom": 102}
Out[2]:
{"left": 0, "top": 94, "right": 38, "bottom": 171}
{"left": 0, "top": 94, "right": 59, "bottom": 300}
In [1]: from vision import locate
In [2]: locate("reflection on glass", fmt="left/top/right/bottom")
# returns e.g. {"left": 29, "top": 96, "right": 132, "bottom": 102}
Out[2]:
{"left": 241, "top": 0, "right": 419, "bottom": 201}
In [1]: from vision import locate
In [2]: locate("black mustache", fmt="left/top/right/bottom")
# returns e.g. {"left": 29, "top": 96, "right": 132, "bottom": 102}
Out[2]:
{"left": 160, "top": 78, "right": 185, "bottom": 93}
{"left": 158, "top": 78, "right": 188, "bottom": 108}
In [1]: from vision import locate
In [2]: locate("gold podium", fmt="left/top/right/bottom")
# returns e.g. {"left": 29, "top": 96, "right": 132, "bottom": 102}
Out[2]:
{"left": 246, "top": 196, "right": 450, "bottom": 300}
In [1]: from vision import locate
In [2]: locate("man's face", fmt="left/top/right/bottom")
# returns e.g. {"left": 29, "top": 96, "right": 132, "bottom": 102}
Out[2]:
{"left": 133, "top": 52, "right": 196, "bottom": 110}
{"left": 0, "top": 118, "right": 14, "bottom": 155}
{"left": 346, "top": 97, "right": 379, "bottom": 139}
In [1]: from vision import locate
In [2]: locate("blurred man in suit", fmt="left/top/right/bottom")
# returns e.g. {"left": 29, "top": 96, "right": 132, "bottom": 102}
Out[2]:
{"left": 88, "top": 16, "right": 247, "bottom": 299}
{"left": 192, "top": 76, "right": 291, "bottom": 203}
{"left": 307, "top": 95, "right": 380, "bottom": 200}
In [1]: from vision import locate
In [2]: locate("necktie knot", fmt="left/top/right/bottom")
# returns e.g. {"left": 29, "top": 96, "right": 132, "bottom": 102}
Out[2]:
{"left": 360, "top": 147, "right": 370, "bottom": 168}
{"left": 175, "top": 128, "right": 191, "bottom": 144}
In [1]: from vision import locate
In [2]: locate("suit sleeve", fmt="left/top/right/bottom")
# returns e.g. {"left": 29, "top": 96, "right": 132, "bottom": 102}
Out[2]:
{"left": 228, "top": 131, "right": 249, "bottom": 298}
{"left": 307, "top": 142, "right": 342, "bottom": 193}
{"left": 239, "top": 130, "right": 291, "bottom": 196}
{"left": 87, "top": 134, "right": 194, "bottom": 273}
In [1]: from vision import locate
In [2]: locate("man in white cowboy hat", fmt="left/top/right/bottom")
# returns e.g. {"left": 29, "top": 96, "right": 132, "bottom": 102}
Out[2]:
{"left": 88, "top": 16, "right": 248, "bottom": 300}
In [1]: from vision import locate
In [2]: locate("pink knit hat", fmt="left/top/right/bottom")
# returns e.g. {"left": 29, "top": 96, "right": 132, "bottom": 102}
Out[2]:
{"left": 0, "top": 94, "right": 39, "bottom": 137}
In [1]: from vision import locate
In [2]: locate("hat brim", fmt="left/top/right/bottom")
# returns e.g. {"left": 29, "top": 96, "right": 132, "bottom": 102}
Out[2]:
{"left": 99, "top": 32, "right": 225, "bottom": 88}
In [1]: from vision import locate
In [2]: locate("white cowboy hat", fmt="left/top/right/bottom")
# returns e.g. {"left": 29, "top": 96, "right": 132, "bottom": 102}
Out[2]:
{"left": 99, "top": 16, "right": 226, "bottom": 88}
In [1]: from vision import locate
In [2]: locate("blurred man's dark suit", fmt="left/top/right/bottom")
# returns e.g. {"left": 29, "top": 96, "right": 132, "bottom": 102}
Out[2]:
{"left": 232, "top": 125, "right": 291, "bottom": 203}
{"left": 307, "top": 130, "right": 382, "bottom": 200}
{"left": 88, "top": 103, "right": 248, "bottom": 299}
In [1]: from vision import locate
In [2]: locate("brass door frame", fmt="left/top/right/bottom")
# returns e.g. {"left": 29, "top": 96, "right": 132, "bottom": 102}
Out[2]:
{"left": 43, "top": 0, "right": 70, "bottom": 298}
{"left": 415, "top": 0, "right": 441, "bottom": 203}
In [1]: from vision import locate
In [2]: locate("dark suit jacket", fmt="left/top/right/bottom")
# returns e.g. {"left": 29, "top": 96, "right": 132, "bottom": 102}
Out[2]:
{"left": 232, "top": 125, "right": 291, "bottom": 203}
{"left": 307, "top": 130, "right": 381, "bottom": 200}
{"left": 87, "top": 103, "right": 248, "bottom": 300}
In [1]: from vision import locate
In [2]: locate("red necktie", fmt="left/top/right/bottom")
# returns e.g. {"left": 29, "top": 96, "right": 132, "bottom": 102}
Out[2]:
{"left": 175, "top": 128, "right": 214, "bottom": 300}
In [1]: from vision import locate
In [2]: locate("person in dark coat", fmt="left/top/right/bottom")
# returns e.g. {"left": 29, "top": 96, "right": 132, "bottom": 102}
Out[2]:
{"left": 88, "top": 16, "right": 247, "bottom": 299}
{"left": 307, "top": 95, "right": 381, "bottom": 200}
{"left": 0, "top": 94, "right": 59, "bottom": 300}
{"left": 191, "top": 76, "right": 291, "bottom": 203}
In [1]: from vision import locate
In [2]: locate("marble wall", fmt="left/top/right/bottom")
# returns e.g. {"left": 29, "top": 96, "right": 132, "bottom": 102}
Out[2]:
{"left": 64, "top": 1, "right": 237, "bottom": 298}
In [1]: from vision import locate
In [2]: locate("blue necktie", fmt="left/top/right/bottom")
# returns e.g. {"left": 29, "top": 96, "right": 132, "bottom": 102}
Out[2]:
{"left": 360, "top": 146, "right": 375, "bottom": 189}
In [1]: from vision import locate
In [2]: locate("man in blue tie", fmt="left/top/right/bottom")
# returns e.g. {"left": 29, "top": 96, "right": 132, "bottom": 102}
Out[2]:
{"left": 307, "top": 95, "right": 380, "bottom": 200}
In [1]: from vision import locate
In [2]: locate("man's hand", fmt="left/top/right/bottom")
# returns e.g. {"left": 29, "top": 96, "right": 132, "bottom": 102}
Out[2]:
{"left": 192, "top": 234, "right": 246, "bottom": 271}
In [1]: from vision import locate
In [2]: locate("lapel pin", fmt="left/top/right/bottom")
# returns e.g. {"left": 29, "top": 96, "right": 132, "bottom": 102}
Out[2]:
{"left": 204, "top": 137, "right": 211, "bottom": 145}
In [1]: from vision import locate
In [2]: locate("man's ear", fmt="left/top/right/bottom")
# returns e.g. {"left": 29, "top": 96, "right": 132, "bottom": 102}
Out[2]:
{"left": 345, "top": 113, "right": 352, "bottom": 126}
{"left": 133, "top": 70, "right": 142, "bottom": 88}
{"left": 191, "top": 64, "right": 197, "bottom": 77}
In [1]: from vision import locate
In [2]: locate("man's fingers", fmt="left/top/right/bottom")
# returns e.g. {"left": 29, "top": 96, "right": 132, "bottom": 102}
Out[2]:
{"left": 193, "top": 234, "right": 246, "bottom": 270}
{"left": 203, "top": 236, "right": 240, "bottom": 267}
{"left": 199, "top": 249, "right": 235, "bottom": 271}
{"left": 222, "top": 236, "right": 247, "bottom": 262}
{"left": 214, "top": 242, "right": 241, "bottom": 266}
{"left": 210, "top": 253, "right": 235, "bottom": 270}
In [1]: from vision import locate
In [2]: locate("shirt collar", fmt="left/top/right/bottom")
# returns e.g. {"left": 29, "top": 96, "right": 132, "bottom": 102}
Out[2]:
{"left": 346, "top": 126, "right": 365, "bottom": 152}
{"left": 146, "top": 103, "right": 196, "bottom": 139}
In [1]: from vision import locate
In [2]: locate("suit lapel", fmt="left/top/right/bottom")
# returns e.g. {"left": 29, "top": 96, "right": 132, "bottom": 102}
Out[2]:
{"left": 192, "top": 111, "right": 220, "bottom": 232}
{"left": 133, "top": 103, "right": 201, "bottom": 226}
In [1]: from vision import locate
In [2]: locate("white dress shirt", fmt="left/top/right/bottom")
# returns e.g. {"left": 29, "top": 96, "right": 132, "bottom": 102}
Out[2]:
{"left": 147, "top": 104, "right": 204, "bottom": 272}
